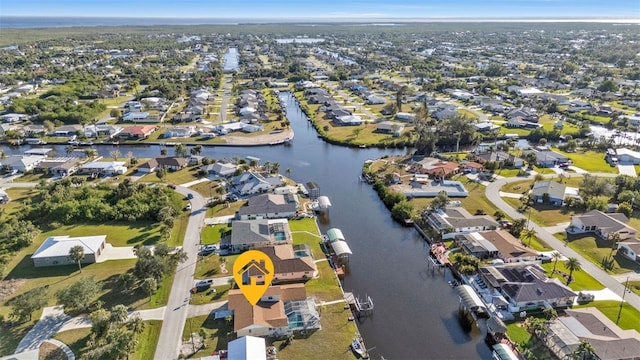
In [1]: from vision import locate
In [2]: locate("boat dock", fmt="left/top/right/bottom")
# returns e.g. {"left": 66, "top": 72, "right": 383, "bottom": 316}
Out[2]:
{"left": 344, "top": 292, "right": 374, "bottom": 318}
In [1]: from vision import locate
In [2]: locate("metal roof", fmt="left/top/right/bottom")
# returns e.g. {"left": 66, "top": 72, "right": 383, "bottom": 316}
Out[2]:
{"left": 326, "top": 228, "right": 345, "bottom": 242}
{"left": 455, "top": 285, "right": 487, "bottom": 312}
{"left": 331, "top": 240, "right": 352, "bottom": 257}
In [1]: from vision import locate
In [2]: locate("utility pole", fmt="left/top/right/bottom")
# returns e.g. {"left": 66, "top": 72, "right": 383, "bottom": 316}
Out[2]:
{"left": 616, "top": 277, "right": 630, "bottom": 325}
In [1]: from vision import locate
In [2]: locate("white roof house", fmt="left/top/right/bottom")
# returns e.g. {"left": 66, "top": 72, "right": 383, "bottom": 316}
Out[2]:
{"left": 616, "top": 148, "right": 640, "bottom": 164}
{"left": 228, "top": 336, "right": 266, "bottom": 360}
{"left": 1, "top": 155, "right": 45, "bottom": 172}
{"left": 31, "top": 235, "right": 107, "bottom": 267}
{"left": 79, "top": 161, "right": 127, "bottom": 176}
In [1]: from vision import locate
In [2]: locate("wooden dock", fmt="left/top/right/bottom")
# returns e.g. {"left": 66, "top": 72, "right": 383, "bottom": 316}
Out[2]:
{"left": 345, "top": 292, "right": 374, "bottom": 318}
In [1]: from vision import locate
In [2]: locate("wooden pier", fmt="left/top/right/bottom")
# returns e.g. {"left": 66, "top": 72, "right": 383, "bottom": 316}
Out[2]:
{"left": 344, "top": 292, "right": 374, "bottom": 318}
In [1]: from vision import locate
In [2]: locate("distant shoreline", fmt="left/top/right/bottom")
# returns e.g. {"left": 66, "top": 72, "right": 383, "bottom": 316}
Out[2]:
{"left": 1, "top": 16, "right": 638, "bottom": 29}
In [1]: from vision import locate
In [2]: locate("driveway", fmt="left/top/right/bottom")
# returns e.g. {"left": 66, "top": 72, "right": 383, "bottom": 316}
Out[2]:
{"left": 618, "top": 163, "right": 637, "bottom": 177}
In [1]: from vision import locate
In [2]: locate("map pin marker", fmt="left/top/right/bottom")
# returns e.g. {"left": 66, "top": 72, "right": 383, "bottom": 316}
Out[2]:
{"left": 233, "top": 250, "right": 275, "bottom": 305}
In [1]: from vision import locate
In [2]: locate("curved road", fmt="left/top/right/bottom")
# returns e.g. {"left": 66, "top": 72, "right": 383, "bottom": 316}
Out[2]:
{"left": 485, "top": 173, "right": 640, "bottom": 312}
{"left": 154, "top": 186, "right": 206, "bottom": 360}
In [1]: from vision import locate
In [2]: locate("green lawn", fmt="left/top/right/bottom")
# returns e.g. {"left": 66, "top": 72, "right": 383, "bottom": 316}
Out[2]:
{"left": 38, "top": 222, "right": 163, "bottom": 247}
{"left": 503, "top": 197, "right": 575, "bottom": 227}
{"left": 206, "top": 200, "right": 246, "bottom": 217}
{"left": 574, "top": 301, "right": 640, "bottom": 332}
{"left": 629, "top": 281, "right": 640, "bottom": 297}
{"left": 532, "top": 166, "right": 556, "bottom": 175}
{"left": 495, "top": 168, "right": 526, "bottom": 178}
{"left": 553, "top": 149, "right": 617, "bottom": 174}
{"left": 505, "top": 322, "right": 555, "bottom": 359}
{"left": 194, "top": 254, "right": 238, "bottom": 280}
{"left": 201, "top": 224, "right": 230, "bottom": 245}
{"left": 557, "top": 233, "right": 640, "bottom": 274}
{"left": 305, "top": 261, "right": 344, "bottom": 303}
{"left": 289, "top": 218, "right": 324, "bottom": 260}
{"left": 189, "top": 285, "right": 231, "bottom": 305}
{"left": 53, "top": 320, "right": 161, "bottom": 360}
{"left": 181, "top": 314, "right": 234, "bottom": 358}
{"left": 540, "top": 261, "right": 604, "bottom": 291}
{"left": 2, "top": 188, "right": 38, "bottom": 216}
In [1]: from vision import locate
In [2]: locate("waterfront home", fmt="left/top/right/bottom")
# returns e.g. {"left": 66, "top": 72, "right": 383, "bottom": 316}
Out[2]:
{"left": 163, "top": 126, "right": 195, "bottom": 138}
{"left": 231, "top": 171, "right": 283, "bottom": 196}
{"left": 227, "top": 218, "right": 292, "bottom": 253}
{"left": 228, "top": 283, "right": 320, "bottom": 338}
{"left": 477, "top": 264, "right": 577, "bottom": 312}
{"left": 84, "top": 124, "right": 123, "bottom": 138}
{"left": 334, "top": 115, "right": 363, "bottom": 126}
{"left": 155, "top": 157, "right": 188, "bottom": 171}
{"left": 375, "top": 121, "right": 404, "bottom": 136}
{"left": 460, "top": 161, "right": 484, "bottom": 174}
{"left": 255, "top": 244, "right": 317, "bottom": 284}
{"left": 424, "top": 206, "right": 499, "bottom": 239}
{"left": 236, "top": 193, "right": 298, "bottom": 220}
{"left": 35, "top": 158, "right": 80, "bottom": 177}
{"left": 474, "top": 151, "right": 524, "bottom": 168}
{"left": 569, "top": 210, "right": 636, "bottom": 241}
{"left": 0, "top": 155, "right": 45, "bottom": 173}
{"left": 53, "top": 125, "right": 82, "bottom": 137}
{"left": 454, "top": 230, "right": 537, "bottom": 262}
{"left": 617, "top": 239, "right": 640, "bottom": 263}
{"left": 200, "top": 161, "right": 237, "bottom": 178}
{"left": 119, "top": 125, "right": 157, "bottom": 139}
{"left": 524, "top": 149, "right": 569, "bottom": 168}
{"left": 78, "top": 161, "right": 127, "bottom": 176}
{"left": 616, "top": 148, "right": 640, "bottom": 164}
{"left": 530, "top": 181, "right": 580, "bottom": 206}
{"left": 31, "top": 235, "right": 106, "bottom": 267}
{"left": 543, "top": 308, "right": 640, "bottom": 360}
{"left": 137, "top": 159, "right": 158, "bottom": 173}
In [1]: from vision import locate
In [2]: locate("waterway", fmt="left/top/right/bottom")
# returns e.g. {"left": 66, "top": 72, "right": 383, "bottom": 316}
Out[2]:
{"left": 1, "top": 92, "right": 492, "bottom": 359}
{"left": 222, "top": 47, "right": 239, "bottom": 72}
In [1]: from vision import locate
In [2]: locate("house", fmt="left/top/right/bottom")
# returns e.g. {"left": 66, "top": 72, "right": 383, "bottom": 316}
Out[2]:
{"left": 231, "top": 171, "right": 282, "bottom": 196}
{"left": 137, "top": 159, "right": 158, "bottom": 173}
{"left": 477, "top": 263, "right": 577, "bottom": 312}
{"left": 461, "top": 161, "right": 484, "bottom": 174}
{"left": 236, "top": 193, "right": 298, "bottom": 220}
{"left": 155, "top": 157, "right": 188, "bottom": 171}
{"left": 256, "top": 244, "right": 317, "bottom": 284}
{"left": 84, "top": 124, "right": 123, "bottom": 138}
{"left": 334, "top": 115, "right": 363, "bottom": 126}
{"left": 0, "top": 155, "right": 45, "bottom": 172}
{"left": 228, "top": 284, "right": 319, "bottom": 338}
{"left": 543, "top": 308, "right": 640, "bottom": 360}
{"left": 475, "top": 151, "right": 524, "bottom": 168}
{"left": 395, "top": 112, "right": 416, "bottom": 122}
{"left": 122, "top": 111, "right": 152, "bottom": 122}
{"left": 416, "top": 160, "right": 460, "bottom": 180}
{"left": 375, "top": 121, "right": 404, "bottom": 137}
{"left": 31, "top": 235, "right": 107, "bottom": 267}
{"left": 525, "top": 149, "right": 569, "bottom": 168}
{"left": 530, "top": 181, "right": 580, "bottom": 206}
{"left": 617, "top": 240, "right": 640, "bottom": 263}
{"left": 227, "top": 218, "right": 292, "bottom": 253}
{"left": 455, "top": 230, "right": 538, "bottom": 263}
{"left": 78, "top": 161, "right": 127, "bottom": 176}
{"left": 201, "top": 161, "right": 237, "bottom": 177}
{"left": 570, "top": 210, "right": 637, "bottom": 241}
{"left": 616, "top": 148, "right": 640, "bottom": 164}
{"left": 53, "top": 125, "right": 82, "bottom": 137}
{"left": 2, "top": 113, "right": 28, "bottom": 123}
{"left": 35, "top": 158, "right": 80, "bottom": 177}
{"left": 424, "top": 207, "right": 499, "bottom": 239}
{"left": 474, "top": 122, "right": 499, "bottom": 132}
{"left": 119, "top": 125, "right": 157, "bottom": 139}
{"left": 227, "top": 336, "right": 266, "bottom": 360}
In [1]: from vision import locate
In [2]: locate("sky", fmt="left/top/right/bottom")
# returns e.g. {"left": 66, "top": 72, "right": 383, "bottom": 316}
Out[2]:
{"left": 1, "top": 0, "right": 639, "bottom": 19}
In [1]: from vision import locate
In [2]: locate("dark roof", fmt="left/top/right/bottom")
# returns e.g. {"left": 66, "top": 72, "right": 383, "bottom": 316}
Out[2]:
{"left": 237, "top": 194, "right": 297, "bottom": 217}
{"left": 256, "top": 245, "right": 315, "bottom": 275}
{"left": 155, "top": 157, "right": 188, "bottom": 167}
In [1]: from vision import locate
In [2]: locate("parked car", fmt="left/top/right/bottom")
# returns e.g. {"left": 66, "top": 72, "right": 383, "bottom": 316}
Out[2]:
{"left": 187, "top": 193, "right": 194, "bottom": 199}
{"left": 184, "top": 204, "right": 192, "bottom": 211}
{"left": 229, "top": 194, "right": 238, "bottom": 202}
{"left": 198, "top": 245, "right": 217, "bottom": 256}
{"left": 191, "top": 279, "right": 215, "bottom": 293}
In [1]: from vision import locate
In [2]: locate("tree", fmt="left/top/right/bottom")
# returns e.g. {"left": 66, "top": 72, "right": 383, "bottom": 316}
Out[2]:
{"left": 608, "top": 232, "right": 621, "bottom": 258}
{"left": 571, "top": 340, "right": 596, "bottom": 360}
{"left": 598, "top": 79, "right": 619, "bottom": 93}
{"left": 551, "top": 251, "right": 562, "bottom": 274}
{"left": 117, "top": 273, "right": 135, "bottom": 294}
{"left": 109, "top": 149, "right": 121, "bottom": 161}
{"left": 69, "top": 245, "right": 85, "bottom": 272}
{"left": 431, "top": 191, "right": 449, "bottom": 210}
{"left": 84, "top": 149, "right": 98, "bottom": 158}
{"left": 175, "top": 143, "right": 187, "bottom": 158}
{"left": 509, "top": 218, "right": 527, "bottom": 237}
{"left": 543, "top": 307, "right": 558, "bottom": 321}
{"left": 142, "top": 277, "right": 157, "bottom": 300}
{"left": 56, "top": 276, "right": 102, "bottom": 311}
{"left": 565, "top": 257, "right": 582, "bottom": 285}
{"left": 525, "top": 152, "right": 537, "bottom": 166}
{"left": 160, "top": 148, "right": 168, "bottom": 157}
{"left": 110, "top": 304, "right": 129, "bottom": 326}
{"left": 522, "top": 228, "right": 536, "bottom": 247}
{"left": 156, "top": 168, "right": 166, "bottom": 182}
{"left": 10, "top": 287, "right": 48, "bottom": 322}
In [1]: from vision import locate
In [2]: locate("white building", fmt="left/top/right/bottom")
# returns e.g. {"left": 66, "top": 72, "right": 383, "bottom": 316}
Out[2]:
{"left": 31, "top": 235, "right": 107, "bottom": 267}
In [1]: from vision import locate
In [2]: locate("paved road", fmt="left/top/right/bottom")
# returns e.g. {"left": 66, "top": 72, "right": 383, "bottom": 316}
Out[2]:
{"left": 485, "top": 175, "right": 640, "bottom": 312}
{"left": 154, "top": 186, "right": 206, "bottom": 360}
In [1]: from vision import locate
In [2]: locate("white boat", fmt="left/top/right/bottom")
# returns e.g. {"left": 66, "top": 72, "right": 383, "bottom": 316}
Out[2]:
{"left": 351, "top": 338, "right": 365, "bottom": 357}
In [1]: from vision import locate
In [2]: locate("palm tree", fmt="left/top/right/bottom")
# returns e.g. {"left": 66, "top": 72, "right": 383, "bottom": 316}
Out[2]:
{"left": 565, "top": 257, "right": 582, "bottom": 285}
{"left": 551, "top": 251, "right": 562, "bottom": 274}
{"left": 608, "top": 232, "right": 621, "bottom": 258}
{"left": 110, "top": 304, "right": 129, "bottom": 325}
{"left": 570, "top": 340, "right": 596, "bottom": 360}
{"left": 285, "top": 168, "right": 292, "bottom": 179}
{"left": 69, "top": 245, "right": 85, "bottom": 272}
{"left": 127, "top": 315, "right": 145, "bottom": 336}
{"left": 522, "top": 228, "right": 537, "bottom": 247}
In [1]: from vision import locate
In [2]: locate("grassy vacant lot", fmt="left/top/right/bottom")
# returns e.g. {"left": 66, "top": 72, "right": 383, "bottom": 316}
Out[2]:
{"left": 190, "top": 180, "right": 224, "bottom": 199}
{"left": 629, "top": 281, "right": 640, "bottom": 297}
{"left": 201, "top": 224, "right": 230, "bottom": 245}
{"left": 554, "top": 149, "right": 617, "bottom": 174}
{"left": 305, "top": 261, "right": 344, "bottom": 303}
{"left": 38, "top": 222, "right": 163, "bottom": 247}
{"left": 194, "top": 254, "right": 238, "bottom": 280}
{"left": 503, "top": 197, "right": 575, "bottom": 227}
{"left": 144, "top": 165, "right": 204, "bottom": 185}
{"left": 269, "top": 303, "right": 359, "bottom": 360}
{"left": 574, "top": 301, "right": 640, "bottom": 333}
{"left": 206, "top": 200, "right": 246, "bottom": 217}
{"left": 181, "top": 314, "right": 234, "bottom": 358}
{"left": 540, "top": 262, "right": 604, "bottom": 291}
{"left": 2, "top": 188, "right": 38, "bottom": 215}
{"left": 557, "top": 233, "right": 640, "bottom": 274}
{"left": 54, "top": 320, "right": 161, "bottom": 360}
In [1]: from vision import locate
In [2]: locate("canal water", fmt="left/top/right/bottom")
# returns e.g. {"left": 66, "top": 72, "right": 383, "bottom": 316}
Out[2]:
{"left": 2, "top": 93, "right": 492, "bottom": 359}
{"left": 222, "top": 47, "right": 239, "bottom": 72}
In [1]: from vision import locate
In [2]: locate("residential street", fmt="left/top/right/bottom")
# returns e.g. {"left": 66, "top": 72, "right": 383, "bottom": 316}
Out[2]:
{"left": 485, "top": 174, "right": 640, "bottom": 312}
{"left": 154, "top": 186, "right": 206, "bottom": 360}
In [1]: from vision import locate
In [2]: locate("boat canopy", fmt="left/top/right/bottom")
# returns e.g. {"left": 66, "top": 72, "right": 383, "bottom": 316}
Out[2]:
{"left": 492, "top": 343, "right": 519, "bottom": 360}
{"left": 455, "top": 285, "right": 487, "bottom": 313}
{"left": 326, "top": 228, "right": 345, "bottom": 242}
{"left": 487, "top": 316, "right": 508, "bottom": 334}
{"left": 317, "top": 196, "right": 332, "bottom": 209}
{"left": 331, "top": 240, "right": 352, "bottom": 256}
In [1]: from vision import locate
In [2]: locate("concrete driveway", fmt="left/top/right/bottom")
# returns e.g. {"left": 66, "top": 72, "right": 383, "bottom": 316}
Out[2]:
{"left": 618, "top": 163, "right": 637, "bottom": 177}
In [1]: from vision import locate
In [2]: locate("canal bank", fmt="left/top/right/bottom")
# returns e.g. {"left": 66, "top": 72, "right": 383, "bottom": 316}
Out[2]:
{"left": 1, "top": 92, "right": 492, "bottom": 359}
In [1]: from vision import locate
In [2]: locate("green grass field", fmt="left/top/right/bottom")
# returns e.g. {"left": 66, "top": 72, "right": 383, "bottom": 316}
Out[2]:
{"left": 574, "top": 301, "right": 640, "bottom": 332}
{"left": 558, "top": 233, "right": 640, "bottom": 274}
{"left": 553, "top": 148, "right": 617, "bottom": 174}
{"left": 540, "top": 261, "right": 604, "bottom": 291}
